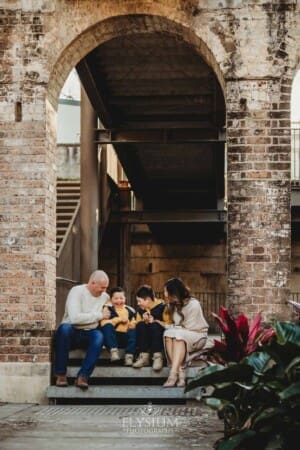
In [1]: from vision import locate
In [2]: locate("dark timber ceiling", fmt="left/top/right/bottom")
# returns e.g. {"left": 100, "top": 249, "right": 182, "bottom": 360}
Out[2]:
{"left": 76, "top": 32, "right": 226, "bottom": 242}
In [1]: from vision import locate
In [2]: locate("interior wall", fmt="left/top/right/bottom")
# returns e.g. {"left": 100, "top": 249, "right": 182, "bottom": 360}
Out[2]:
{"left": 100, "top": 231, "right": 226, "bottom": 304}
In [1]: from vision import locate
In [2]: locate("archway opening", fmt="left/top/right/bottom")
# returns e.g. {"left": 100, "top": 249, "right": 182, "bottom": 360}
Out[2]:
{"left": 52, "top": 16, "right": 226, "bottom": 330}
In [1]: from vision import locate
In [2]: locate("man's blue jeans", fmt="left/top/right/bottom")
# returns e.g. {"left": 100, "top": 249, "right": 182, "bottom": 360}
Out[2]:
{"left": 101, "top": 323, "right": 136, "bottom": 355}
{"left": 54, "top": 323, "right": 104, "bottom": 379}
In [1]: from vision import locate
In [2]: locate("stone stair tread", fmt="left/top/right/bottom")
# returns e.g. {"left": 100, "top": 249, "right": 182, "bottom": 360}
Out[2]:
{"left": 57, "top": 185, "right": 80, "bottom": 189}
{"left": 69, "top": 348, "right": 122, "bottom": 359}
{"left": 64, "top": 366, "right": 201, "bottom": 378}
{"left": 69, "top": 342, "right": 214, "bottom": 359}
{"left": 46, "top": 385, "right": 197, "bottom": 399}
{"left": 57, "top": 194, "right": 80, "bottom": 199}
{"left": 56, "top": 214, "right": 74, "bottom": 218}
{"left": 57, "top": 180, "right": 80, "bottom": 184}
{"left": 57, "top": 220, "right": 72, "bottom": 225}
{"left": 57, "top": 200, "right": 79, "bottom": 204}
{"left": 56, "top": 180, "right": 80, "bottom": 253}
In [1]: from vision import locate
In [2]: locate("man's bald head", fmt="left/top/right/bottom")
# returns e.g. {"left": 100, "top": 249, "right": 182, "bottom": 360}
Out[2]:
{"left": 89, "top": 270, "right": 109, "bottom": 283}
{"left": 87, "top": 270, "right": 109, "bottom": 297}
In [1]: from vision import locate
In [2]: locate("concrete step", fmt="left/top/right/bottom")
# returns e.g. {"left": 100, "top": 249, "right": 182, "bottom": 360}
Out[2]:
{"left": 64, "top": 366, "right": 201, "bottom": 379}
{"left": 57, "top": 191, "right": 80, "bottom": 200}
{"left": 57, "top": 184, "right": 80, "bottom": 189}
{"left": 56, "top": 213, "right": 74, "bottom": 220}
{"left": 57, "top": 227, "right": 68, "bottom": 235}
{"left": 57, "top": 180, "right": 80, "bottom": 185}
{"left": 57, "top": 219, "right": 73, "bottom": 226}
{"left": 46, "top": 385, "right": 202, "bottom": 401}
{"left": 69, "top": 348, "right": 124, "bottom": 359}
{"left": 56, "top": 204, "right": 78, "bottom": 209}
{"left": 57, "top": 199, "right": 79, "bottom": 206}
{"left": 57, "top": 183, "right": 80, "bottom": 188}
{"left": 68, "top": 342, "right": 215, "bottom": 361}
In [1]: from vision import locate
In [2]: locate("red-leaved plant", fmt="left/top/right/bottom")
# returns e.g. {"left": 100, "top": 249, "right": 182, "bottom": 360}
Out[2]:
{"left": 210, "top": 306, "right": 275, "bottom": 364}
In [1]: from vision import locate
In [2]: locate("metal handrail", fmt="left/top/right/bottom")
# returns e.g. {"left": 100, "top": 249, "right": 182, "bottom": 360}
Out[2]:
{"left": 56, "top": 201, "right": 80, "bottom": 259}
{"left": 56, "top": 276, "right": 80, "bottom": 285}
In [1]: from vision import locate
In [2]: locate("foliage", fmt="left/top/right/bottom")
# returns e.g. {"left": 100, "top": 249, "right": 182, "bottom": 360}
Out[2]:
{"left": 208, "top": 306, "right": 275, "bottom": 363}
{"left": 185, "top": 321, "right": 300, "bottom": 449}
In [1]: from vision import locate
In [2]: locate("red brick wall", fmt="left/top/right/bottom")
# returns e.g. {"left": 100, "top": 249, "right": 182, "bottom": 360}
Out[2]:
{"left": 226, "top": 78, "right": 291, "bottom": 320}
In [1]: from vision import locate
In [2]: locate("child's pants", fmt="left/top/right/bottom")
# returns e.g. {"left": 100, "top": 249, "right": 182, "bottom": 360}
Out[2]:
{"left": 135, "top": 321, "right": 164, "bottom": 353}
{"left": 101, "top": 323, "right": 136, "bottom": 354}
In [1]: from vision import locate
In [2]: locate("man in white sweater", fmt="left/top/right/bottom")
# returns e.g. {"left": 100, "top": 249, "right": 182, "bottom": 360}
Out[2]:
{"left": 54, "top": 270, "right": 111, "bottom": 389}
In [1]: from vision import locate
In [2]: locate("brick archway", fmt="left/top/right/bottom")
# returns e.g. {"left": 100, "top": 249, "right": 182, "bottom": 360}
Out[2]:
{"left": 1, "top": 1, "right": 296, "bottom": 404}
{"left": 47, "top": 14, "right": 225, "bottom": 109}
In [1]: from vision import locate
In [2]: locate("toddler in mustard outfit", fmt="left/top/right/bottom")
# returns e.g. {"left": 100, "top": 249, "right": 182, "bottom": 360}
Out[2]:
{"left": 100, "top": 286, "right": 136, "bottom": 366}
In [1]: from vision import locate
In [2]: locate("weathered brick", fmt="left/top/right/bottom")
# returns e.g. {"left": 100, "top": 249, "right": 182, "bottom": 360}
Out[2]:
{"left": 0, "top": 0, "right": 297, "bottom": 368}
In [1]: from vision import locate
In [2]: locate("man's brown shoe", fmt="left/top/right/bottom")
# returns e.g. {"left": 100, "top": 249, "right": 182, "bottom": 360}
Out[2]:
{"left": 75, "top": 375, "right": 89, "bottom": 390}
{"left": 55, "top": 375, "right": 68, "bottom": 387}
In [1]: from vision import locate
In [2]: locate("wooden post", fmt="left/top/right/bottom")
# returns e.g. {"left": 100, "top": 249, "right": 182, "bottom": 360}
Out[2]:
{"left": 118, "top": 223, "right": 131, "bottom": 303}
{"left": 118, "top": 182, "right": 132, "bottom": 302}
{"left": 98, "top": 143, "right": 109, "bottom": 261}
{"left": 80, "top": 87, "right": 99, "bottom": 282}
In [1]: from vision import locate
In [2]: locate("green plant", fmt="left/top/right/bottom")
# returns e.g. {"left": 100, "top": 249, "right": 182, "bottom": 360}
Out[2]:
{"left": 185, "top": 321, "right": 300, "bottom": 449}
{"left": 209, "top": 307, "right": 275, "bottom": 363}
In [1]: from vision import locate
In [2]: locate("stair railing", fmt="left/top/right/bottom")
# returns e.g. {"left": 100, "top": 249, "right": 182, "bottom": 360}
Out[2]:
{"left": 57, "top": 201, "right": 80, "bottom": 259}
{"left": 56, "top": 201, "right": 80, "bottom": 325}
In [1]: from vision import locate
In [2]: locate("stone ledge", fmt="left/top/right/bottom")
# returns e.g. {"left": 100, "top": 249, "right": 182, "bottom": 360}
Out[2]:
{"left": 0, "top": 362, "right": 51, "bottom": 404}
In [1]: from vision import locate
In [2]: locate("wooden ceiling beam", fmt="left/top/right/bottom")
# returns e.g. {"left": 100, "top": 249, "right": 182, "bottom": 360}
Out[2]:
{"left": 105, "top": 77, "right": 214, "bottom": 87}
{"left": 94, "top": 55, "right": 210, "bottom": 67}
{"left": 108, "top": 95, "right": 214, "bottom": 106}
{"left": 117, "top": 106, "right": 214, "bottom": 116}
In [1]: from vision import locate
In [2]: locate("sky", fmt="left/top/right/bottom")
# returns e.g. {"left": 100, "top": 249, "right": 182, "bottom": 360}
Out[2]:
{"left": 292, "top": 70, "right": 300, "bottom": 122}
{"left": 60, "top": 68, "right": 300, "bottom": 122}
{"left": 60, "top": 69, "right": 81, "bottom": 101}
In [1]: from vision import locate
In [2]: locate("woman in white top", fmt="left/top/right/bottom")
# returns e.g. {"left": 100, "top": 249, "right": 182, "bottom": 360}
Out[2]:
{"left": 162, "top": 278, "right": 209, "bottom": 388}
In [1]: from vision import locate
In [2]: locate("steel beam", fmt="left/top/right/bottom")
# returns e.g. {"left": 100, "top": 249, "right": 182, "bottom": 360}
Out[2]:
{"left": 96, "top": 128, "right": 226, "bottom": 144}
{"left": 110, "top": 210, "right": 227, "bottom": 224}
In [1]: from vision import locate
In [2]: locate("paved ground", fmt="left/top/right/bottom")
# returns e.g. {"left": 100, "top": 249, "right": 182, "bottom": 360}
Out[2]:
{"left": 0, "top": 402, "right": 223, "bottom": 449}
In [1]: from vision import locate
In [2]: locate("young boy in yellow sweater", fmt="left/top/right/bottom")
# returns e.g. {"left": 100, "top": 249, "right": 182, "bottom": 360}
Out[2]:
{"left": 100, "top": 287, "right": 136, "bottom": 366}
{"left": 132, "top": 284, "right": 172, "bottom": 371}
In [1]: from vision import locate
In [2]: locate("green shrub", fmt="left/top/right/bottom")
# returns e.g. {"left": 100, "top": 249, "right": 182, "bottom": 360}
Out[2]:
{"left": 185, "top": 321, "right": 300, "bottom": 449}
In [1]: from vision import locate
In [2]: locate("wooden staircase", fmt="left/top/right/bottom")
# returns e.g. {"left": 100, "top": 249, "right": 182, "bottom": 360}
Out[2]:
{"left": 56, "top": 180, "right": 80, "bottom": 253}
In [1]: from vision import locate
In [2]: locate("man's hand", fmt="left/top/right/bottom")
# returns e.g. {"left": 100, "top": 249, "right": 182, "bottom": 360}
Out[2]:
{"left": 102, "top": 310, "right": 111, "bottom": 319}
{"left": 148, "top": 315, "right": 154, "bottom": 324}
{"left": 121, "top": 317, "right": 128, "bottom": 324}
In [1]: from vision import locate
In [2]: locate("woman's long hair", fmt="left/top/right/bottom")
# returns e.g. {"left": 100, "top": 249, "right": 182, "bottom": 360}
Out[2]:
{"left": 164, "top": 278, "right": 191, "bottom": 325}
